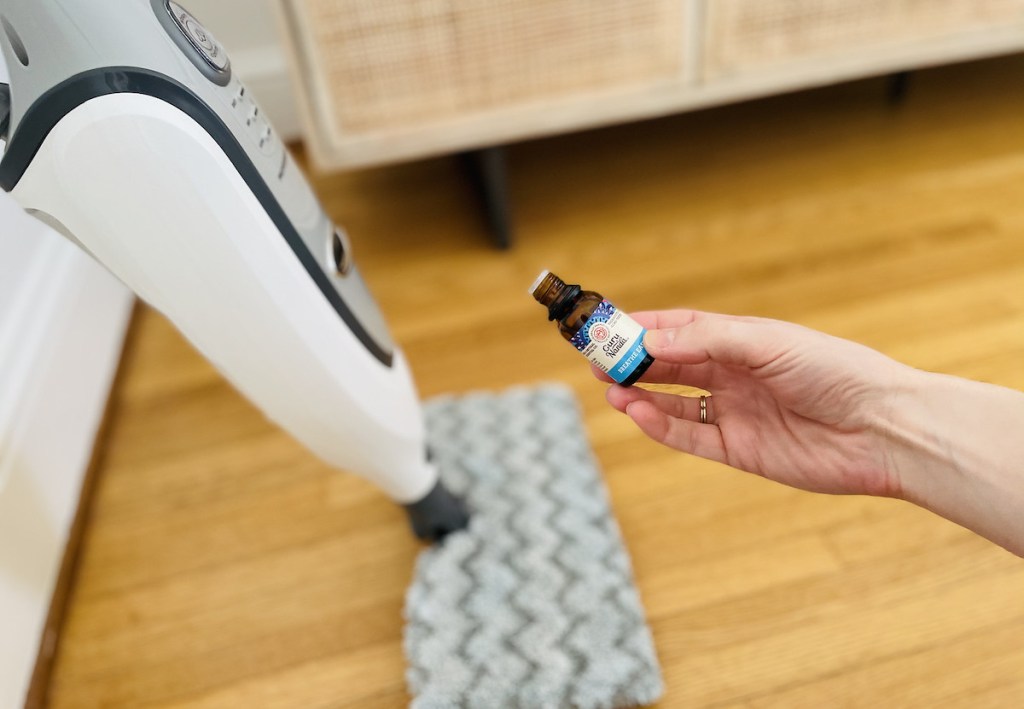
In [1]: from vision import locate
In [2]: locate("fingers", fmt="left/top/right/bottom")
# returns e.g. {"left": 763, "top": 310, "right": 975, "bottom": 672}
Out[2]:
{"left": 643, "top": 312, "right": 772, "bottom": 369}
{"left": 628, "top": 310, "right": 700, "bottom": 331}
{"left": 589, "top": 309, "right": 774, "bottom": 387}
{"left": 629, "top": 309, "right": 757, "bottom": 331}
{"left": 625, "top": 400, "right": 726, "bottom": 463}
{"left": 591, "top": 360, "right": 715, "bottom": 388}
{"left": 632, "top": 360, "right": 716, "bottom": 388}
{"left": 588, "top": 311, "right": 700, "bottom": 384}
{"left": 606, "top": 385, "right": 715, "bottom": 425}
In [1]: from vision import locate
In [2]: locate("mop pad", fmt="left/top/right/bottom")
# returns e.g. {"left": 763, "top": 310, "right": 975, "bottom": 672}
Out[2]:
{"left": 404, "top": 385, "right": 664, "bottom": 709}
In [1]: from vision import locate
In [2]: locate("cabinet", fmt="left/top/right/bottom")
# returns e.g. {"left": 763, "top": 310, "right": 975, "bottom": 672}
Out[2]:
{"left": 275, "top": 0, "right": 1024, "bottom": 170}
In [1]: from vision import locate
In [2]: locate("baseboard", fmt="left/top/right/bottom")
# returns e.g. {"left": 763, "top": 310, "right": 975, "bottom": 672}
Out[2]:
{"left": 0, "top": 209, "right": 134, "bottom": 708}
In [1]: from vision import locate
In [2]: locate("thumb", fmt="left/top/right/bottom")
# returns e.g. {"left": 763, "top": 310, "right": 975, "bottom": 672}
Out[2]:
{"left": 644, "top": 314, "right": 762, "bottom": 367}
{"left": 643, "top": 327, "right": 677, "bottom": 353}
{"left": 644, "top": 326, "right": 700, "bottom": 363}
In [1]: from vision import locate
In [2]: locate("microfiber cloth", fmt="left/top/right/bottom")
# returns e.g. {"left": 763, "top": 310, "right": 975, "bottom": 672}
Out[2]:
{"left": 404, "top": 385, "right": 664, "bottom": 709}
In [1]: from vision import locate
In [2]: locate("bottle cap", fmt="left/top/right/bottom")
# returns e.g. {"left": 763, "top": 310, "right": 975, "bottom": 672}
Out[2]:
{"left": 528, "top": 269, "right": 550, "bottom": 295}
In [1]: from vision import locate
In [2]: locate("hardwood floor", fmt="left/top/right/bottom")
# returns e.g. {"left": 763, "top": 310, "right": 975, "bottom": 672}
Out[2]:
{"left": 47, "top": 55, "right": 1024, "bottom": 707}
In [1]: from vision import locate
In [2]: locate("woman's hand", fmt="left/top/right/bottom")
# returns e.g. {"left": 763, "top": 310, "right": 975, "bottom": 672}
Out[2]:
{"left": 600, "top": 310, "right": 912, "bottom": 498}
{"left": 601, "top": 309, "right": 1024, "bottom": 556}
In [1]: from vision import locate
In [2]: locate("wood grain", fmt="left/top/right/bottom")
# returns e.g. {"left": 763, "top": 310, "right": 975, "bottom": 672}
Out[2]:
{"left": 47, "top": 56, "right": 1024, "bottom": 707}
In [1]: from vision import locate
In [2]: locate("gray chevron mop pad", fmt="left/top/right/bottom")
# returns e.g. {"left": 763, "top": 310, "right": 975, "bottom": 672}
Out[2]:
{"left": 404, "top": 385, "right": 663, "bottom": 709}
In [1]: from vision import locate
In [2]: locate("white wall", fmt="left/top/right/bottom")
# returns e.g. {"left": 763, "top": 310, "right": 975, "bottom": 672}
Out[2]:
{"left": 1, "top": 51, "right": 134, "bottom": 709}
{"left": 0, "top": 193, "right": 134, "bottom": 708}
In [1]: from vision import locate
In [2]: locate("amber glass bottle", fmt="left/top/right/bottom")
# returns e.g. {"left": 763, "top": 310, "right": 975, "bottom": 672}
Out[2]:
{"left": 530, "top": 270, "right": 654, "bottom": 386}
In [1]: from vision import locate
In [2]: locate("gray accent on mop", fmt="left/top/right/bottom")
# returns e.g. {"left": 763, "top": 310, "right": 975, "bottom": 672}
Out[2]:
{"left": 405, "top": 385, "right": 663, "bottom": 709}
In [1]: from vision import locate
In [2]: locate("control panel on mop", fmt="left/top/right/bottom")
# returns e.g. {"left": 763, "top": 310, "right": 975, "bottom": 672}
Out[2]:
{"left": 153, "top": 0, "right": 358, "bottom": 289}
{"left": 164, "top": 3, "right": 277, "bottom": 155}
{"left": 167, "top": 1, "right": 230, "bottom": 75}
{"left": 157, "top": 1, "right": 281, "bottom": 159}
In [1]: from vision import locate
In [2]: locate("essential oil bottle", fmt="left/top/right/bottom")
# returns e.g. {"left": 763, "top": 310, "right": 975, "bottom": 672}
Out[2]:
{"left": 529, "top": 270, "right": 654, "bottom": 387}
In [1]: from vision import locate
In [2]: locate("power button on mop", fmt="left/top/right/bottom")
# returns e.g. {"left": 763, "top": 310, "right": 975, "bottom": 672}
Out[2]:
{"left": 167, "top": 1, "right": 231, "bottom": 74}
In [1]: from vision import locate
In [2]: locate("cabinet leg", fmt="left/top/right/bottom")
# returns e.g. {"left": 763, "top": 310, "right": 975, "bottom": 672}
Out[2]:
{"left": 886, "top": 71, "right": 912, "bottom": 106}
{"left": 458, "top": 146, "right": 514, "bottom": 250}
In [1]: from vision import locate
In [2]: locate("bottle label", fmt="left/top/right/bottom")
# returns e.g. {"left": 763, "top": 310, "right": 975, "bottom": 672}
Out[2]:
{"left": 570, "top": 300, "right": 650, "bottom": 384}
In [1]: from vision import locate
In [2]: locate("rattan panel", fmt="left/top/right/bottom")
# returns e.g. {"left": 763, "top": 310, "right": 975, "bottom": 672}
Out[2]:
{"left": 707, "top": 0, "right": 1024, "bottom": 77}
{"left": 287, "top": 0, "right": 686, "bottom": 135}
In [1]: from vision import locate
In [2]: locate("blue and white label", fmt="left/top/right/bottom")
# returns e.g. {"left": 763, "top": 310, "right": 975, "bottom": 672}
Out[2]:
{"left": 570, "top": 300, "right": 650, "bottom": 384}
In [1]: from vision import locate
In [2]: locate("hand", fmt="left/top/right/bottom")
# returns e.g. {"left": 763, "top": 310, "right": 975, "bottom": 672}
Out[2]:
{"left": 600, "top": 310, "right": 911, "bottom": 498}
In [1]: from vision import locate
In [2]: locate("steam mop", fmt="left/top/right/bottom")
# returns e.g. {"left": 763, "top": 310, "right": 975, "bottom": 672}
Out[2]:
{"left": 0, "top": 0, "right": 467, "bottom": 539}
{"left": 0, "top": 3, "right": 663, "bottom": 704}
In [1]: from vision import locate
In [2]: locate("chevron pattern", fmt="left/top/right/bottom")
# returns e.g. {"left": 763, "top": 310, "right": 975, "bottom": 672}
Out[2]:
{"left": 405, "top": 385, "right": 663, "bottom": 708}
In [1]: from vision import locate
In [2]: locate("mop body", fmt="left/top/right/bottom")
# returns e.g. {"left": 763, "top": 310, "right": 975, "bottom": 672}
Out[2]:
{"left": 404, "top": 385, "right": 663, "bottom": 708}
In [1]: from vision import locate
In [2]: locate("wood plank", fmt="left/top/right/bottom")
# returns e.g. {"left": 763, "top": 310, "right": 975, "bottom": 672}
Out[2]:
{"left": 745, "top": 617, "right": 1024, "bottom": 708}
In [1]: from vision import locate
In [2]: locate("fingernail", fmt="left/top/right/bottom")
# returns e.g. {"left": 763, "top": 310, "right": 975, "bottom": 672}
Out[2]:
{"left": 644, "top": 329, "right": 674, "bottom": 351}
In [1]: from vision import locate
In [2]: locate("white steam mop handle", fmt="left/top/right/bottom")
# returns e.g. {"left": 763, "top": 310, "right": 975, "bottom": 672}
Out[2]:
{"left": 12, "top": 93, "right": 437, "bottom": 503}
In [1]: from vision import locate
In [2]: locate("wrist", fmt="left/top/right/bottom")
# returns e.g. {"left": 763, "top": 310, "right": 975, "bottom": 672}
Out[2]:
{"left": 873, "top": 365, "right": 956, "bottom": 504}
{"left": 876, "top": 365, "right": 1024, "bottom": 555}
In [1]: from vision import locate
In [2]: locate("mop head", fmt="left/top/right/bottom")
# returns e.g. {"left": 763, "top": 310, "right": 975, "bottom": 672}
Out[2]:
{"left": 404, "top": 385, "right": 663, "bottom": 708}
